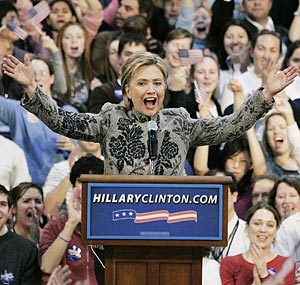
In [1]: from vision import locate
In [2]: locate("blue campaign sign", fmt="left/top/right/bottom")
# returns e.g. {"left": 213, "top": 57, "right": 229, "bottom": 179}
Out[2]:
{"left": 87, "top": 183, "right": 223, "bottom": 241}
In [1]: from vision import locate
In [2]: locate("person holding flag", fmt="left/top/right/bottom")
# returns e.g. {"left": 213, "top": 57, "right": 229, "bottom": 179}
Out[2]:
{"left": 0, "top": 1, "right": 30, "bottom": 100}
{"left": 15, "top": 0, "right": 50, "bottom": 46}
{"left": 168, "top": 52, "right": 223, "bottom": 170}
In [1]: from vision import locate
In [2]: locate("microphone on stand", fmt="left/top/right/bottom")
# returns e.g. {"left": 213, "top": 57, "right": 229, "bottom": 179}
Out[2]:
{"left": 147, "top": 120, "right": 158, "bottom": 160}
{"left": 147, "top": 121, "right": 158, "bottom": 175}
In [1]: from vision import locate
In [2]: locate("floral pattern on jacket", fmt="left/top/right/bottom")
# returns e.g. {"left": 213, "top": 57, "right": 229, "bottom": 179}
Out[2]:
{"left": 21, "top": 86, "right": 273, "bottom": 175}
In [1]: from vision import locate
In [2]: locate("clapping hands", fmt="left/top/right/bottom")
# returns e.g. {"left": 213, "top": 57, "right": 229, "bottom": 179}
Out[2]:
{"left": 47, "top": 265, "right": 72, "bottom": 285}
{"left": 249, "top": 244, "right": 269, "bottom": 279}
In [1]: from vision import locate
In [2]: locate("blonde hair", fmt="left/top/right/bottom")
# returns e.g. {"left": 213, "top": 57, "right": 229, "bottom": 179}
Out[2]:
{"left": 121, "top": 52, "right": 169, "bottom": 110}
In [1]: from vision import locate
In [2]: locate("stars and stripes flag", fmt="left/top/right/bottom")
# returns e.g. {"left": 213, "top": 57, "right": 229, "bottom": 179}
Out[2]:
{"left": 26, "top": 0, "right": 51, "bottom": 26}
{"left": 194, "top": 80, "right": 207, "bottom": 104}
{"left": 112, "top": 209, "right": 197, "bottom": 223}
{"left": 6, "top": 22, "right": 28, "bottom": 40}
{"left": 179, "top": 49, "right": 203, "bottom": 65}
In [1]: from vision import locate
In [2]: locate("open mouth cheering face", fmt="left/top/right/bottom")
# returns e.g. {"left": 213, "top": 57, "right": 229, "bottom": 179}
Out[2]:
{"left": 62, "top": 24, "right": 85, "bottom": 59}
{"left": 14, "top": 188, "right": 44, "bottom": 228}
{"left": 125, "top": 65, "right": 166, "bottom": 117}
{"left": 266, "top": 114, "right": 289, "bottom": 156}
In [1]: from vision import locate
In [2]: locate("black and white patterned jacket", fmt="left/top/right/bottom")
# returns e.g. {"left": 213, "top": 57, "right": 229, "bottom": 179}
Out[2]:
{"left": 21, "top": 86, "right": 273, "bottom": 176}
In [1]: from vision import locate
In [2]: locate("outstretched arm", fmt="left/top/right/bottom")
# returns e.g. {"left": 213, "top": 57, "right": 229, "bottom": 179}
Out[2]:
{"left": 191, "top": 60, "right": 298, "bottom": 147}
{"left": 2, "top": 54, "right": 103, "bottom": 143}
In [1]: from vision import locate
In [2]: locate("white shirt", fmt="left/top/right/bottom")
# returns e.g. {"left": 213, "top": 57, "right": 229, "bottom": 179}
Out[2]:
{"left": 0, "top": 135, "right": 31, "bottom": 190}
{"left": 43, "top": 160, "right": 72, "bottom": 206}
{"left": 221, "top": 66, "right": 261, "bottom": 114}
{"left": 221, "top": 68, "right": 300, "bottom": 140}
{"left": 275, "top": 212, "right": 300, "bottom": 263}
{"left": 218, "top": 69, "right": 242, "bottom": 103}
{"left": 245, "top": 15, "right": 275, "bottom": 32}
{"left": 226, "top": 212, "right": 249, "bottom": 257}
{"left": 210, "top": 212, "right": 249, "bottom": 262}
{"left": 221, "top": 69, "right": 300, "bottom": 114}
{"left": 202, "top": 257, "right": 221, "bottom": 285}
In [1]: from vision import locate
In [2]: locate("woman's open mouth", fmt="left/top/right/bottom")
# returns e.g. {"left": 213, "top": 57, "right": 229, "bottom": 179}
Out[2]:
{"left": 144, "top": 97, "right": 157, "bottom": 108}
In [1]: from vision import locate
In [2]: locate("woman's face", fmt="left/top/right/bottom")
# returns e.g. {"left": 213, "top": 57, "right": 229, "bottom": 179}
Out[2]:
{"left": 14, "top": 188, "right": 44, "bottom": 229}
{"left": 31, "top": 59, "right": 54, "bottom": 95}
{"left": 288, "top": 47, "right": 300, "bottom": 70}
{"left": 223, "top": 25, "right": 250, "bottom": 57}
{"left": 275, "top": 182, "right": 300, "bottom": 219}
{"left": 163, "top": 37, "right": 192, "bottom": 68}
{"left": 266, "top": 115, "right": 289, "bottom": 156}
{"left": 193, "top": 57, "right": 219, "bottom": 96}
{"left": 225, "top": 151, "right": 251, "bottom": 182}
{"left": 48, "top": 1, "right": 75, "bottom": 31}
{"left": 247, "top": 208, "right": 277, "bottom": 249}
{"left": 62, "top": 24, "right": 85, "bottom": 59}
{"left": 109, "top": 39, "right": 121, "bottom": 76}
{"left": 125, "top": 65, "right": 166, "bottom": 117}
{"left": 192, "top": 7, "right": 211, "bottom": 40}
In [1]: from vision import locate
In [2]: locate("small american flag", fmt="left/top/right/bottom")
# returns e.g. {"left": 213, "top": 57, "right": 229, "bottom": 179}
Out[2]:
{"left": 6, "top": 22, "right": 28, "bottom": 40}
{"left": 194, "top": 80, "right": 207, "bottom": 104}
{"left": 112, "top": 209, "right": 197, "bottom": 223}
{"left": 26, "top": 0, "right": 51, "bottom": 26}
{"left": 179, "top": 49, "right": 203, "bottom": 65}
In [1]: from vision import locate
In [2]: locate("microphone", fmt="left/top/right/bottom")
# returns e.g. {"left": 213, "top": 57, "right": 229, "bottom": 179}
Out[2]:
{"left": 147, "top": 120, "right": 158, "bottom": 160}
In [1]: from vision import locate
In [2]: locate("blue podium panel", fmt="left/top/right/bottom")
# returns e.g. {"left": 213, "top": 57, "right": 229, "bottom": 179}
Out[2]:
{"left": 87, "top": 183, "right": 223, "bottom": 241}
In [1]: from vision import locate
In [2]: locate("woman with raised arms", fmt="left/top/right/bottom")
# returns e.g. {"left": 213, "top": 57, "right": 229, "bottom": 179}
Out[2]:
{"left": 2, "top": 51, "right": 298, "bottom": 176}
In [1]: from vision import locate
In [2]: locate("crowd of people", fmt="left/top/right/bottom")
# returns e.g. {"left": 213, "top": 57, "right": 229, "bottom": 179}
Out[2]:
{"left": 1, "top": 0, "right": 300, "bottom": 284}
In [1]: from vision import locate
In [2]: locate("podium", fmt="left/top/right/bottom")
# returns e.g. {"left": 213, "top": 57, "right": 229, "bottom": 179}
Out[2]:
{"left": 80, "top": 175, "right": 231, "bottom": 285}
